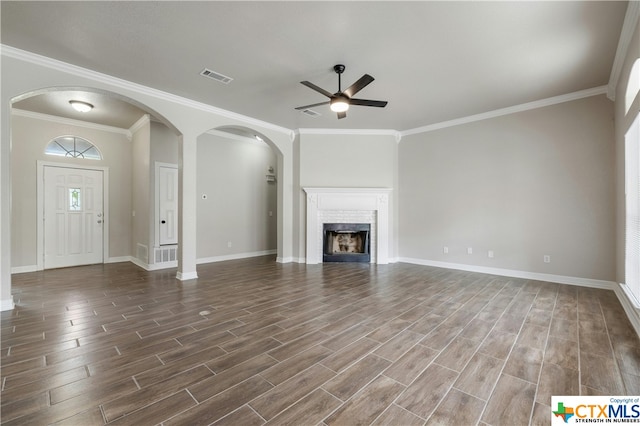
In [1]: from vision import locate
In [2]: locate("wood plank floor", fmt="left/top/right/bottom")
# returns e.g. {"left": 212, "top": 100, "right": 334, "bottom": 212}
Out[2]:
{"left": 2, "top": 256, "right": 639, "bottom": 425}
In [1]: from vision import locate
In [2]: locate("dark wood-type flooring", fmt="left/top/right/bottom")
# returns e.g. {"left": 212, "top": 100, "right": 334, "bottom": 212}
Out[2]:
{"left": 2, "top": 256, "right": 640, "bottom": 425}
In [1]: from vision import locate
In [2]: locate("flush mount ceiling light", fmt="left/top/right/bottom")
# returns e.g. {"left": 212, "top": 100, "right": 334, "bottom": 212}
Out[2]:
{"left": 69, "top": 100, "right": 93, "bottom": 112}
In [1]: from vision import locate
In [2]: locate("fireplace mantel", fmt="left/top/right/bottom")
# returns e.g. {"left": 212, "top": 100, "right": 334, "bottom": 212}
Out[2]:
{"left": 303, "top": 187, "right": 392, "bottom": 264}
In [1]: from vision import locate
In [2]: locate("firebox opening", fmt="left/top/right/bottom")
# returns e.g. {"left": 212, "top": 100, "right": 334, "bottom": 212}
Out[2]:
{"left": 323, "top": 223, "right": 371, "bottom": 263}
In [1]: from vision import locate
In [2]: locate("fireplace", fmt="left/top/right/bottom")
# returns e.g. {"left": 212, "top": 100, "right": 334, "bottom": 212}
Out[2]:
{"left": 303, "top": 187, "right": 392, "bottom": 264}
{"left": 323, "top": 223, "right": 371, "bottom": 263}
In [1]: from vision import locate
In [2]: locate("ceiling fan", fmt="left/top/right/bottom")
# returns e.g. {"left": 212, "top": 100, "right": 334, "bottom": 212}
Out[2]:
{"left": 295, "top": 64, "right": 388, "bottom": 119}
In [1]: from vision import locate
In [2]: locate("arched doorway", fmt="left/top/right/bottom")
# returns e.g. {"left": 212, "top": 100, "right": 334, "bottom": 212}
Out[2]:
{"left": 193, "top": 125, "right": 280, "bottom": 264}
{"left": 10, "top": 87, "right": 182, "bottom": 272}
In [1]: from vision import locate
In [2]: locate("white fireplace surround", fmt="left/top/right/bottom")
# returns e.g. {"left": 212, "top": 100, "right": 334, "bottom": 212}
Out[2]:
{"left": 303, "top": 187, "right": 392, "bottom": 264}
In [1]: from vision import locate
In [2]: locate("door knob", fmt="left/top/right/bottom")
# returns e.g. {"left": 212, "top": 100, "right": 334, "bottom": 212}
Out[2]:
{"left": 161, "top": 220, "right": 166, "bottom": 224}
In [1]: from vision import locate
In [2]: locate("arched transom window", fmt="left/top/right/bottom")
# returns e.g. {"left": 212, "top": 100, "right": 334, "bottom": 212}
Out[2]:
{"left": 45, "top": 136, "right": 102, "bottom": 160}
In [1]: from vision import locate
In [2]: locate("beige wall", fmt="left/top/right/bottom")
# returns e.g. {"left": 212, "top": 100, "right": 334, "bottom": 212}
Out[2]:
{"left": 131, "top": 119, "right": 151, "bottom": 262}
{"left": 299, "top": 133, "right": 397, "bottom": 188}
{"left": 297, "top": 132, "right": 399, "bottom": 260}
{"left": 399, "top": 95, "right": 615, "bottom": 281}
{"left": 10, "top": 113, "right": 132, "bottom": 267}
{"left": 151, "top": 121, "right": 179, "bottom": 165}
{"left": 196, "top": 132, "right": 277, "bottom": 259}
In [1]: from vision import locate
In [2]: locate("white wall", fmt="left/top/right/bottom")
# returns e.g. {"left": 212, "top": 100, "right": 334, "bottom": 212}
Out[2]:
{"left": 10, "top": 112, "right": 132, "bottom": 269}
{"left": 399, "top": 95, "right": 615, "bottom": 282}
{"left": 196, "top": 132, "right": 277, "bottom": 260}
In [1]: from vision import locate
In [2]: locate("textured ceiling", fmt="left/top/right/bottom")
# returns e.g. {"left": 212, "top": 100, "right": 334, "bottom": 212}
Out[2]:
{"left": 1, "top": 1, "right": 629, "bottom": 131}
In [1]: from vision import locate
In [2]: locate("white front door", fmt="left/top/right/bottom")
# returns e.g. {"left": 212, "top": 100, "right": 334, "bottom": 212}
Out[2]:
{"left": 158, "top": 165, "right": 178, "bottom": 245}
{"left": 44, "top": 166, "right": 104, "bottom": 269}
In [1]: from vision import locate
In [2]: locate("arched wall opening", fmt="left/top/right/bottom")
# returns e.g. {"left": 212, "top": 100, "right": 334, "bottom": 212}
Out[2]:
{"left": 1, "top": 50, "right": 296, "bottom": 309}
{"left": 193, "top": 125, "right": 282, "bottom": 264}
{"left": 9, "top": 86, "right": 183, "bottom": 273}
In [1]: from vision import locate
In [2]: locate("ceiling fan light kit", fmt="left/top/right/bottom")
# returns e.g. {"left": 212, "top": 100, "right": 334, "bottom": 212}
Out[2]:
{"left": 330, "top": 96, "right": 349, "bottom": 112}
{"left": 296, "top": 64, "right": 388, "bottom": 119}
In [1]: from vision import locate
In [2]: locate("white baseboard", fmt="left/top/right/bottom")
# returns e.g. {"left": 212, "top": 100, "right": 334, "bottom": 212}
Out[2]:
{"left": 129, "top": 257, "right": 150, "bottom": 271}
{"left": 11, "top": 265, "right": 38, "bottom": 274}
{"left": 130, "top": 257, "right": 190, "bottom": 279}
{"left": 176, "top": 271, "right": 198, "bottom": 281}
{"left": 614, "top": 283, "right": 640, "bottom": 337}
{"left": 397, "top": 257, "right": 615, "bottom": 290}
{"left": 147, "top": 261, "right": 177, "bottom": 270}
{"left": 197, "top": 249, "right": 277, "bottom": 265}
{"left": 106, "top": 256, "right": 132, "bottom": 264}
{"left": 0, "top": 296, "right": 15, "bottom": 311}
{"left": 279, "top": 256, "right": 310, "bottom": 263}
{"left": 129, "top": 257, "right": 178, "bottom": 271}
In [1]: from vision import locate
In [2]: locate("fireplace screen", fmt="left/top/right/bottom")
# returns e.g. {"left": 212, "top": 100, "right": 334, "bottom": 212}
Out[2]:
{"left": 323, "top": 223, "right": 371, "bottom": 263}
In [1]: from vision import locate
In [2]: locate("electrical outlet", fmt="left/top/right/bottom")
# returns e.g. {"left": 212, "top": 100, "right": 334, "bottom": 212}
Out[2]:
{"left": 488, "top": 250, "right": 494, "bottom": 258}
{"left": 467, "top": 247, "right": 473, "bottom": 255}
{"left": 544, "top": 255, "right": 551, "bottom": 263}
{"left": 443, "top": 246, "right": 449, "bottom": 254}
{"left": 227, "top": 241, "right": 233, "bottom": 248}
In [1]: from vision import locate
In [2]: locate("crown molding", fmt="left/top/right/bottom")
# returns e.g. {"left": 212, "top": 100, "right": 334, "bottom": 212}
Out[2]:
{"left": 401, "top": 85, "right": 608, "bottom": 138}
{"left": 205, "top": 129, "right": 270, "bottom": 146}
{"left": 129, "top": 114, "right": 150, "bottom": 135}
{"left": 607, "top": 0, "right": 640, "bottom": 101}
{"left": 1, "top": 45, "right": 294, "bottom": 138}
{"left": 11, "top": 108, "right": 132, "bottom": 138}
{"left": 297, "top": 128, "right": 402, "bottom": 142}
{"left": 2, "top": 45, "right": 618, "bottom": 142}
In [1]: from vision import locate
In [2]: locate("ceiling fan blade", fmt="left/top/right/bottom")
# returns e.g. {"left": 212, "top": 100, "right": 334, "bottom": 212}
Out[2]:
{"left": 300, "top": 81, "right": 334, "bottom": 98}
{"left": 349, "top": 98, "right": 388, "bottom": 108}
{"left": 337, "top": 111, "right": 347, "bottom": 119}
{"left": 343, "top": 74, "right": 374, "bottom": 98}
{"left": 295, "top": 101, "right": 330, "bottom": 110}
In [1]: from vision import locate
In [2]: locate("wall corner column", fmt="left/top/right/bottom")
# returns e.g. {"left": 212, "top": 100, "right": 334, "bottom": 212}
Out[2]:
{"left": 275, "top": 137, "right": 294, "bottom": 263}
{"left": 1, "top": 94, "right": 15, "bottom": 310}
{"left": 177, "top": 132, "right": 198, "bottom": 281}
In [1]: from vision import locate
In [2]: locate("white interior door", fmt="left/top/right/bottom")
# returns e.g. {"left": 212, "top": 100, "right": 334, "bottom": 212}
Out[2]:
{"left": 44, "top": 166, "right": 104, "bottom": 269}
{"left": 158, "top": 165, "right": 178, "bottom": 245}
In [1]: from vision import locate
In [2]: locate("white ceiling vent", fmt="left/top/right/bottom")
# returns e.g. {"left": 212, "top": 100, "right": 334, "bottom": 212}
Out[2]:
{"left": 200, "top": 68, "right": 233, "bottom": 84}
{"left": 301, "top": 109, "right": 321, "bottom": 117}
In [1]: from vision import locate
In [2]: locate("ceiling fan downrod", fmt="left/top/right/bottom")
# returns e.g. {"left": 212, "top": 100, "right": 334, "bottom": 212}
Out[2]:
{"left": 334, "top": 64, "right": 345, "bottom": 92}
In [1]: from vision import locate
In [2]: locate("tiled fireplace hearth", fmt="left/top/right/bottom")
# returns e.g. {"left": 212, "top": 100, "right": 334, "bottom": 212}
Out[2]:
{"left": 303, "top": 187, "right": 392, "bottom": 264}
